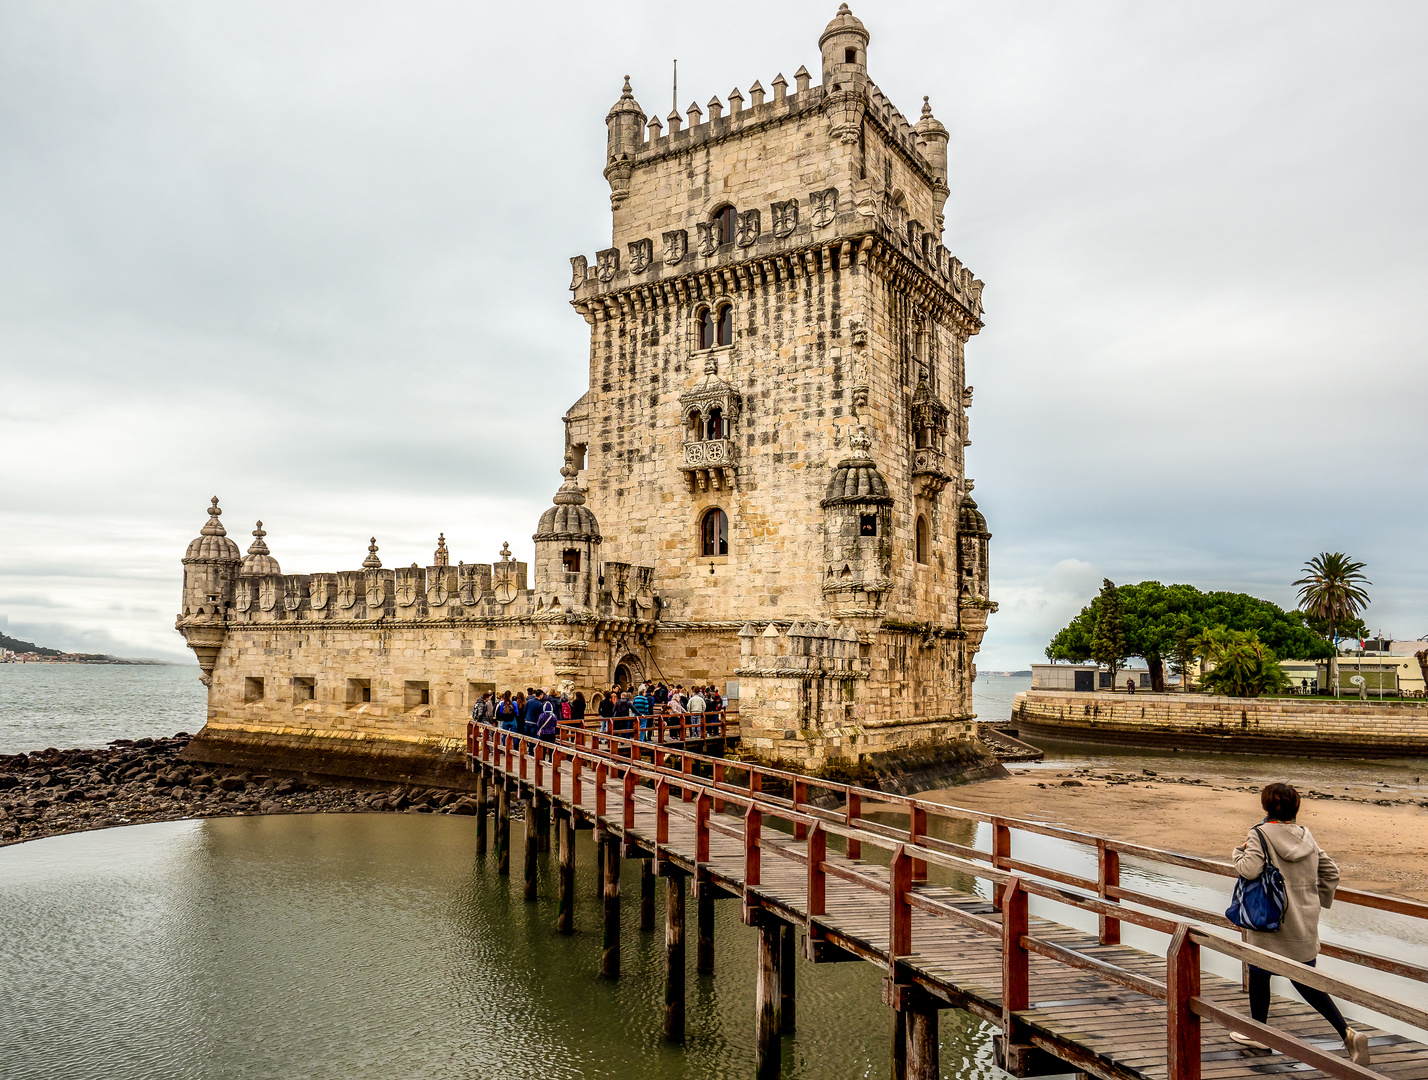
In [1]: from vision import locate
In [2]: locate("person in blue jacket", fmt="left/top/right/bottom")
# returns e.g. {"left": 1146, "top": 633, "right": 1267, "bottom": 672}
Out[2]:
{"left": 522, "top": 689, "right": 545, "bottom": 737}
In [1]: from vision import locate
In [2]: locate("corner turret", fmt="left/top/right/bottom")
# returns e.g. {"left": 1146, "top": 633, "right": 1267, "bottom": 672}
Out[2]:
{"left": 604, "top": 76, "right": 646, "bottom": 209}
{"left": 819, "top": 4, "right": 869, "bottom": 91}
{"left": 820, "top": 426, "right": 894, "bottom": 617}
{"left": 177, "top": 496, "right": 241, "bottom": 684}
{"left": 533, "top": 448, "right": 602, "bottom": 611}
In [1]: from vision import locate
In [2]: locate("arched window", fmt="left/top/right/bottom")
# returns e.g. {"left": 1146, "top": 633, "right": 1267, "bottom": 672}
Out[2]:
{"left": 716, "top": 303, "right": 732, "bottom": 346}
{"left": 687, "top": 409, "right": 704, "bottom": 440}
{"left": 700, "top": 508, "right": 729, "bottom": 557}
{"left": 915, "top": 515, "right": 930, "bottom": 565}
{"left": 705, "top": 407, "right": 723, "bottom": 441}
{"left": 697, "top": 307, "right": 715, "bottom": 350}
{"left": 714, "top": 205, "right": 736, "bottom": 246}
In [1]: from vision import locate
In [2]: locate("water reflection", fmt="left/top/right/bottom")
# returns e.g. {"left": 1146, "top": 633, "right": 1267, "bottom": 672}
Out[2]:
{"left": 0, "top": 814, "right": 998, "bottom": 1080}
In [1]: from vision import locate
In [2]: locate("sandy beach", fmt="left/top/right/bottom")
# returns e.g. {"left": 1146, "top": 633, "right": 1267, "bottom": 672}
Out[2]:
{"left": 924, "top": 764, "right": 1428, "bottom": 901}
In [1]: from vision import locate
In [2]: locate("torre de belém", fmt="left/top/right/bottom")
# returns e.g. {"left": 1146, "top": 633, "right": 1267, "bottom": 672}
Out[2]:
{"left": 177, "top": 6, "right": 997, "bottom": 783}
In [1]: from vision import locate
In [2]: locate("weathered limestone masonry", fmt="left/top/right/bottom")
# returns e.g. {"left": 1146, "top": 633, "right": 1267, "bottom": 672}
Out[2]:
{"left": 1014, "top": 691, "right": 1428, "bottom": 757}
{"left": 177, "top": 6, "right": 997, "bottom": 781}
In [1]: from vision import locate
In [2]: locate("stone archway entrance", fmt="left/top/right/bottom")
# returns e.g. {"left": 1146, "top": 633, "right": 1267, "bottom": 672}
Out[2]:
{"left": 613, "top": 653, "right": 643, "bottom": 692}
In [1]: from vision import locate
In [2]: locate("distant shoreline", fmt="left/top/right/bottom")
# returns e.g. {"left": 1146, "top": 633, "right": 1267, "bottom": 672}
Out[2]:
{"left": 0, "top": 658, "right": 177, "bottom": 666}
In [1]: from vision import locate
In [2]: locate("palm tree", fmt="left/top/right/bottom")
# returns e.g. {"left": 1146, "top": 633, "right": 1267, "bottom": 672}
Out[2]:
{"left": 1294, "top": 553, "right": 1371, "bottom": 696}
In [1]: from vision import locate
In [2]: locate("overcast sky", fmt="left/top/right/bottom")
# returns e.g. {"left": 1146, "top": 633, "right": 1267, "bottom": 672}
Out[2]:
{"left": 2, "top": 1, "right": 1425, "bottom": 667}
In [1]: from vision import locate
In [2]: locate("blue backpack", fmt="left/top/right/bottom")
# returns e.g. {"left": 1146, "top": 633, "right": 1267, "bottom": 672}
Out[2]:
{"left": 1226, "top": 826, "right": 1287, "bottom": 932}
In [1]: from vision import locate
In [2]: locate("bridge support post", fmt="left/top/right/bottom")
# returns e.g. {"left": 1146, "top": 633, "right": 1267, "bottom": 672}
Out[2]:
{"left": 523, "top": 793, "right": 538, "bottom": 901}
{"left": 535, "top": 792, "right": 551, "bottom": 853}
{"left": 641, "top": 858, "right": 656, "bottom": 931}
{"left": 601, "top": 833, "right": 621, "bottom": 978}
{"left": 756, "top": 919, "right": 781, "bottom": 1080}
{"left": 474, "top": 768, "right": 488, "bottom": 855}
{"left": 885, "top": 982, "right": 940, "bottom": 1080}
{"left": 664, "top": 871, "right": 686, "bottom": 1043}
{"left": 695, "top": 874, "right": 715, "bottom": 974}
{"left": 556, "top": 808, "right": 575, "bottom": 934}
{"left": 778, "top": 921, "right": 796, "bottom": 1033}
{"left": 496, "top": 781, "right": 511, "bottom": 876}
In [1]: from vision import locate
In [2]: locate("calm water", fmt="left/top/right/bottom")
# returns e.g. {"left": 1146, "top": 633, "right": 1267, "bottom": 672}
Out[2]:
{"left": 0, "top": 663, "right": 206, "bottom": 754}
{"left": 0, "top": 814, "right": 996, "bottom": 1080}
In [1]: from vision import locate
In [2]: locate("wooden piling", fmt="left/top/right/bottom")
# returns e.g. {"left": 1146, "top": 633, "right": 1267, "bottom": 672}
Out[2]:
{"left": 641, "top": 858, "right": 656, "bottom": 931}
{"left": 779, "top": 921, "right": 796, "bottom": 1033}
{"left": 523, "top": 792, "right": 538, "bottom": 902}
{"left": 664, "top": 872, "right": 686, "bottom": 1043}
{"left": 756, "top": 920, "right": 781, "bottom": 1080}
{"left": 474, "top": 768, "right": 488, "bottom": 855}
{"left": 601, "top": 833, "right": 621, "bottom": 978}
{"left": 696, "top": 875, "right": 715, "bottom": 974}
{"left": 557, "top": 808, "right": 575, "bottom": 935}
{"left": 535, "top": 791, "right": 551, "bottom": 852}
{"left": 905, "top": 1008, "right": 939, "bottom": 1080}
{"left": 496, "top": 781, "right": 511, "bottom": 876}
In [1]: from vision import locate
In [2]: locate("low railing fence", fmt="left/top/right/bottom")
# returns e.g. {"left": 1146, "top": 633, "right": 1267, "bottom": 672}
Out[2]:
{"left": 467, "top": 720, "right": 1428, "bottom": 1079}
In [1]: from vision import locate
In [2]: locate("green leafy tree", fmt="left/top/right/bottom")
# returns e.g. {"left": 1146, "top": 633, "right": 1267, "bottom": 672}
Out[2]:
{"left": 1196, "top": 628, "right": 1290, "bottom": 698}
{"left": 1089, "top": 579, "right": 1127, "bottom": 688}
{"left": 1294, "top": 552, "right": 1371, "bottom": 695}
{"left": 1046, "top": 582, "right": 1332, "bottom": 691}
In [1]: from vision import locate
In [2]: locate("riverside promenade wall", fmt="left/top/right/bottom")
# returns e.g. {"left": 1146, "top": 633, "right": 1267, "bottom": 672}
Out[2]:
{"left": 1012, "top": 690, "right": 1428, "bottom": 757}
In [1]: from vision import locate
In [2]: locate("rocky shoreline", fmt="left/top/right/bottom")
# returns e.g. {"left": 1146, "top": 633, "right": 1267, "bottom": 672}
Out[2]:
{"left": 0, "top": 733, "right": 491, "bottom": 847}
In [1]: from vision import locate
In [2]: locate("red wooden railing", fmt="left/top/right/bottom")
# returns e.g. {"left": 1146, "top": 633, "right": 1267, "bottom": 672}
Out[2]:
{"left": 468, "top": 720, "right": 1428, "bottom": 1078}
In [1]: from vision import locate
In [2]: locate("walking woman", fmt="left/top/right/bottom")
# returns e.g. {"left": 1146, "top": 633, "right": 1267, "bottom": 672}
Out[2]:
{"left": 1231, "top": 782, "right": 1369, "bottom": 1065}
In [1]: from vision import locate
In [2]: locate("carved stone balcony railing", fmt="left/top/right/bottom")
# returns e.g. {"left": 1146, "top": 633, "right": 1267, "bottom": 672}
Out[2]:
{"left": 912, "top": 445, "right": 952, "bottom": 498}
{"left": 682, "top": 438, "right": 738, "bottom": 491}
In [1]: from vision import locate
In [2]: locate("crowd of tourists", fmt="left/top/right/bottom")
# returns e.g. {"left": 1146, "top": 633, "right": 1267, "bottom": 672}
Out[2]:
{"left": 470, "top": 681, "right": 726, "bottom": 744}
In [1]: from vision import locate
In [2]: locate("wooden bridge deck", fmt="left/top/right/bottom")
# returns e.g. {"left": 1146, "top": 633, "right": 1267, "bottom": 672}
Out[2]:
{"left": 472, "top": 727, "right": 1428, "bottom": 1080}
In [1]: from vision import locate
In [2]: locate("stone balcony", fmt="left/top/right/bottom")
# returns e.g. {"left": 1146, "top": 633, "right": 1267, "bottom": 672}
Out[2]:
{"left": 682, "top": 438, "right": 738, "bottom": 491}
{"left": 912, "top": 445, "right": 952, "bottom": 498}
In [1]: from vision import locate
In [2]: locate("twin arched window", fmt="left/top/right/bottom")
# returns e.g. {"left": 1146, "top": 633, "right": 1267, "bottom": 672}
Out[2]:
{"left": 700, "top": 508, "right": 729, "bottom": 557}
{"left": 686, "top": 408, "right": 723, "bottom": 441}
{"left": 698, "top": 304, "right": 733, "bottom": 350}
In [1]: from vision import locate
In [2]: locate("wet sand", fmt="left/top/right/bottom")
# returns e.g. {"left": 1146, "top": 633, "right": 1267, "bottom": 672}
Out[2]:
{"left": 925, "top": 764, "right": 1428, "bottom": 901}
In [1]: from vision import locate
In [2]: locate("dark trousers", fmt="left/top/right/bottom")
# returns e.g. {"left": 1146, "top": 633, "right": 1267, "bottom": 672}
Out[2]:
{"left": 1248, "top": 961, "right": 1347, "bottom": 1039}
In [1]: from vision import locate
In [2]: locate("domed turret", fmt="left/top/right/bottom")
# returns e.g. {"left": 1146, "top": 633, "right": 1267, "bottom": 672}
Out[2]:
{"left": 819, "top": 4, "right": 869, "bottom": 90}
{"left": 604, "top": 76, "right": 646, "bottom": 208}
{"left": 957, "top": 481, "right": 992, "bottom": 602}
{"left": 240, "top": 521, "right": 282, "bottom": 576}
{"left": 177, "top": 496, "right": 242, "bottom": 684}
{"left": 533, "top": 449, "right": 602, "bottom": 611}
{"left": 821, "top": 427, "right": 893, "bottom": 617}
{"left": 914, "top": 96, "right": 949, "bottom": 185}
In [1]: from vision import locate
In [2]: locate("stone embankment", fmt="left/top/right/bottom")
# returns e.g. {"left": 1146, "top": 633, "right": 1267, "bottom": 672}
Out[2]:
{"left": 0, "top": 734, "right": 491, "bottom": 847}
{"left": 1014, "top": 690, "right": 1428, "bottom": 756}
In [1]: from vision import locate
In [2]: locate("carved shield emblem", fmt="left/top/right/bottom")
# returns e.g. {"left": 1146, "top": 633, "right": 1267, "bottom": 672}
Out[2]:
{"left": 309, "top": 576, "right": 331, "bottom": 611}
{"left": 364, "top": 572, "right": 385, "bottom": 610}
{"left": 736, "top": 209, "right": 760, "bottom": 247}
{"left": 258, "top": 579, "right": 277, "bottom": 612}
{"left": 809, "top": 187, "right": 838, "bottom": 228}
{"left": 234, "top": 582, "right": 252, "bottom": 613}
{"left": 427, "top": 572, "right": 449, "bottom": 607}
{"left": 569, "top": 254, "right": 588, "bottom": 291}
{"left": 596, "top": 247, "right": 620, "bottom": 283}
{"left": 337, "top": 572, "right": 358, "bottom": 610}
{"left": 771, "top": 199, "right": 798, "bottom": 238}
{"left": 695, "top": 221, "right": 716, "bottom": 258}
{"left": 662, "top": 229, "right": 687, "bottom": 265}
{"left": 396, "top": 577, "right": 418, "bottom": 608}
{"left": 627, "top": 237, "right": 653, "bottom": 274}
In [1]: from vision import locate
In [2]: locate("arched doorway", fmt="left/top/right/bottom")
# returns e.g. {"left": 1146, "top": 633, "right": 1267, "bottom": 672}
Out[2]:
{"left": 613, "top": 653, "right": 642, "bottom": 691}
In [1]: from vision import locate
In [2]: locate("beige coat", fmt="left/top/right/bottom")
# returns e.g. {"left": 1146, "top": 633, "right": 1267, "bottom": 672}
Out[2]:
{"left": 1232, "top": 822, "right": 1340, "bottom": 963}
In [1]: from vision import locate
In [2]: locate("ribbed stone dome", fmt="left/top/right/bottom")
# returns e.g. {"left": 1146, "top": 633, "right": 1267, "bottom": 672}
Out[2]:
{"left": 184, "top": 497, "right": 241, "bottom": 562}
{"left": 239, "top": 521, "right": 282, "bottom": 576}
{"left": 822, "top": 427, "right": 892, "bottom": 506}
{"left": 819, "top": 3, "right": 868, "bottom": 46}
{"left": 959, "top": 488, "right": 989, "bottom": 535}
{"left": 533, "top": 453, "right": 602, "bottom": 541}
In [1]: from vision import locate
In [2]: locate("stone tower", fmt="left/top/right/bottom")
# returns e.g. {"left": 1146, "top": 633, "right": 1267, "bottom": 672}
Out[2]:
{"left": 565, "top": 4, "right": 996, "bottom": 764}
{"left": 176, "top": 497, "right": 241, "bottom": 686}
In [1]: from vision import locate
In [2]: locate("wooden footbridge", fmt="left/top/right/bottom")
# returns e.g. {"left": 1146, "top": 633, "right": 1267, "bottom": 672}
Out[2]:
{"left": 466, "top": 719, "right": 1428, "bottom": 1080}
